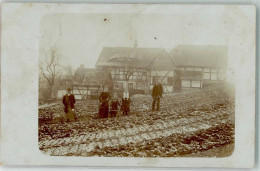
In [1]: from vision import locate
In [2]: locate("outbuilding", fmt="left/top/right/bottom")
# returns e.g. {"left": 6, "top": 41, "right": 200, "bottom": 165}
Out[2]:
{"left": 170, "top": 45, "right": 228, "bottom": 82}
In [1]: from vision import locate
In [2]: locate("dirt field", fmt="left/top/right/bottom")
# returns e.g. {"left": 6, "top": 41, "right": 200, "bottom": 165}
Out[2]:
{"left": 39, "top": 83, "right": 235, "bottom": 157}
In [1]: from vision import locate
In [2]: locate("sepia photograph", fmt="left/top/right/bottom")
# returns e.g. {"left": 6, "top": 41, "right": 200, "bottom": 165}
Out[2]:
{"left": 0, "top": 3, "right": 255, "bottom": 167}
{"left": 38, "top": 13, "right": 235, "bottom": 157}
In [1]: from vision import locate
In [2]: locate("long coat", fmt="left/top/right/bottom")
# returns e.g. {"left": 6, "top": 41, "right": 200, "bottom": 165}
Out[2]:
{"left": 62, "top": 94, "right": 76, "bottom": 113}
{"left": 152, "top": 83, "right": 163, "bottom": 98}
{"left": 99, "top": 92, "right": 110, "bottom": 118}
{"left": 99, "top": 92, "right": 110, "bottom": 103}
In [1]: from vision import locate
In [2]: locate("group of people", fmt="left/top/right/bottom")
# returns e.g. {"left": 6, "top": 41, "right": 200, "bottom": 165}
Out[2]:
{"left": 98, "top": 91, "right": 131, "bottom": 118}
{"left": 62, "top": 78, "right": 163, "bottom": 121}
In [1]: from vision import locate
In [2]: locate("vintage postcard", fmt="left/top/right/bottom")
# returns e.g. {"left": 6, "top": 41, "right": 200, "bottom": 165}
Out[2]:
{"left": 0, "top": 3, "right": 256, "bottom": 168}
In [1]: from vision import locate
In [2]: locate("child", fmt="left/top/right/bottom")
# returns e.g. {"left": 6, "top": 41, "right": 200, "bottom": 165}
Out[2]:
{"left": 110, "top": 95, "right": 119, "bottom": 117}
{"left": 121, "top": 91, "right": 131, "bottom": 116}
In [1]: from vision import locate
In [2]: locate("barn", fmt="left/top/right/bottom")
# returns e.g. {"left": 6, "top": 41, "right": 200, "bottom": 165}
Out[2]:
{"left": 179, "top": 71, "right": 203, "bottom": 88}
{"left": 170, "top": 45, "right": 228, "bottom": 82}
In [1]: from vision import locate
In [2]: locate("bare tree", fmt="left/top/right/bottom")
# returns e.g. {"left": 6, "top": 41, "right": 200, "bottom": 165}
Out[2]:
{"left": 73, "top": 66, "right": 86, "bottom": 86}
{"left": 96, "top": 68, "right": 113, "bottom": 92}
{"left": 108, "top": 57, "right": 141, "bottom": 92}
{"left": 39, "top": 23, "right": 63, "bottom": 99}
{"left": 39, "top": 46, "right": 63, "bottom": 99}
{"left": 62, "top": 65, "right": 75, "bottom": 84}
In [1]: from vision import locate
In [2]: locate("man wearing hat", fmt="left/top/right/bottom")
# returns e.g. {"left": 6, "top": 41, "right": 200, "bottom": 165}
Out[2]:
{"left": 62, "top": 88, "right": 77, "bottom": 122}
{"left": 152, "top": 78, "right": 163, "bottom": 111}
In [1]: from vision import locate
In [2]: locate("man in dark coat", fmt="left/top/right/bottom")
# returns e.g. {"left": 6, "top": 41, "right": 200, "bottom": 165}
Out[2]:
{"left": 99, "top": 92, "right": 110, "bottom": 118}
{"left": 62, "top": 88, "right": 77, "bottom": 122}
{"left": 152, "top": 78, "right": 163, "bottom": 111}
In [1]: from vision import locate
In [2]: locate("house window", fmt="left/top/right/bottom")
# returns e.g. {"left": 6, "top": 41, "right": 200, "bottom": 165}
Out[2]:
{"left": 203, "top": 73, "right": 210, "bottom": 79}
{"left": 211, "top": 73, "right": 218, "bottom": 80}
{"left": 210, "top": 68, "right": 218, "bottom": 80}
{"left": 203, "top": 68, "right": 211, "bottom": 80}
{"left": 182, "top": 80, "right": 191, "bottom": 87}
{"left": 191, "top": 80, "right": 201, "bottom": 88}
{"left": 114, "top": 82, "right": 123, "bottom": 90}
{"left": 218, "top": 68, "right": 226, "bottom": 80}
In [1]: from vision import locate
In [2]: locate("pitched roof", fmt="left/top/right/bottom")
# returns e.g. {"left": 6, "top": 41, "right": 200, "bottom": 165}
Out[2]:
{"left": 170, "top": 45, "right": 228, "bottom": 68}
{"left": 96, "top": 47, "right": 174, "bottom": 70}
{"left": 179, "top": 71, "right": 203, "bottom": 80}
{"left": 73, "top": 67, "right": 111, "bottom": 86}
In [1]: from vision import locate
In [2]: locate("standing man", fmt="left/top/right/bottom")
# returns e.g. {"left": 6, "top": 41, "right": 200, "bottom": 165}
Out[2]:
{"left": 62, "top": 88, "right": 77, "bottom": 122}
{"left": 152, "top": 78, "right": 163, "bottom": 111}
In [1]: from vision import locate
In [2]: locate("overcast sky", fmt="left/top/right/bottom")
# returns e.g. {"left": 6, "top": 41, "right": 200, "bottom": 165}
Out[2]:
{"left": 39, "top": 12, "right": 235, "bottom": 79}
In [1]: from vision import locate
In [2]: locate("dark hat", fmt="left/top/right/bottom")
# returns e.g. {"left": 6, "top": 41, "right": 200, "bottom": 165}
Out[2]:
{"left": 67, "top": 88, "right": 72, "bottom": 92}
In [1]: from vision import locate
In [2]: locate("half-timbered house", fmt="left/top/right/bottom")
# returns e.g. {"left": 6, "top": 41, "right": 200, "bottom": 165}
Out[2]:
{"left": 170, "top": 45, "right": 228, "bottom": 82}
{"left": 96, "top": 46, "right": 175, "bottom": 95}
